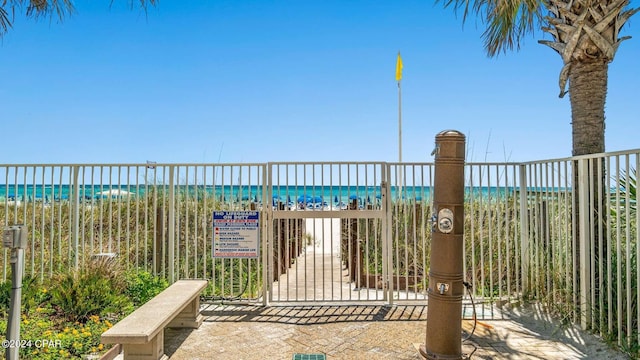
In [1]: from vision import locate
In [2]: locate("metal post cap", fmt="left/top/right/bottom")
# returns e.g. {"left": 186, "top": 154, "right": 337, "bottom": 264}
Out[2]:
{"left": 435, "top": 130, "right": 465, "bottom": 139}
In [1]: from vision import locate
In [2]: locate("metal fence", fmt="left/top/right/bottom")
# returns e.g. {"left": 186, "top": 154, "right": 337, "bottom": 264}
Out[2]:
{"left": 0, "top": 164, "right": 268, "bottom": 302}
{"left": 0, "top": 150, "right": 638, "bottom": 349}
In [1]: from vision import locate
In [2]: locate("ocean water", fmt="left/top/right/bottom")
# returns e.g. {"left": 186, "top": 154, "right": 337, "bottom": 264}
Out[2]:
{"left": 0, "top": 184, "right": 520, "bottom": 203}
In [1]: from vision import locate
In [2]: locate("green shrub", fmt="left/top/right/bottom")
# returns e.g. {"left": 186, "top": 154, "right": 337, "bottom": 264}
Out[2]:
{"left": 0, "top": 308, "right": 114, "bottom": 359}
{"left": 49, "top": 258, "right": 132, "bottom": 322}
{"left": 22, "top": 276, "right": 51, "bottom": 313}
{"left": 0, "top": 264, "right": 175, "bottom": 359}
{"left": 0, "top": 276, "right": 50, "bottom": 318}
{"left": 125, "top": 269, "right": 168, "bottom": 307}
{"left": 0, "top": 280, "right": 10, "bottom": 317}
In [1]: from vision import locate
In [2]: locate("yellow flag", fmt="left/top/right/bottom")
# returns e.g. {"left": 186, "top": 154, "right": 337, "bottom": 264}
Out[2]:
{"left": 395, "top": 52, "right": 403, "bottom": 82}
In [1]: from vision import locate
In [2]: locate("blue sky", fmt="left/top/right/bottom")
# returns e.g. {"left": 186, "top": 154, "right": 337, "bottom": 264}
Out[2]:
{"left": 1, "top": 0, "right": 638, "bottom": 164}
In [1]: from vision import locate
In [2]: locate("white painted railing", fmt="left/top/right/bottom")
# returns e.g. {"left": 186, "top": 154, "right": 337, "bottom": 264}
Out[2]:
{"left": 0, "top": 150, "right": 638, "bottom": 350}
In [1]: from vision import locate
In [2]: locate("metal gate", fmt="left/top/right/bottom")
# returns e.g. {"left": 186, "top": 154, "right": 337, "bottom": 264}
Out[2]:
{"left": 265, "top": 162, "right": 414, "bottom": 304}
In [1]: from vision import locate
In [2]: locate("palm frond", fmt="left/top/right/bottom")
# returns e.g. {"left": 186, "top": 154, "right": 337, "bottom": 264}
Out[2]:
{"left": 24, "top": 0, "right": 75, "bottom": 21}
{"left": 436, "top": 0, "right": 545, "bottom": 57}
{"left": 110, "top": 0, "right": 159, "bottom": 11}
{"left": 619, "top": 167, "right": 637, "bottom": 207}
{"left": 0, "top": 0, "right": 158, "bottom": 38}
{"left": 611, "top": 167, "right": 637, "bottom": 215}
{"left": 0, "top": 0, "right": 74, "bottom": 38}
{"left": 0, "top": 6, "right": 10, "bottom": 36}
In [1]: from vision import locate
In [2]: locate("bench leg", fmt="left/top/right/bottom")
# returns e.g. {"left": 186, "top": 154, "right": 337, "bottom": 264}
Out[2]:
{"left": 168, "top": 296, "right": 203, "bottom": 329}
{"left": 122, "top": 330, "right": 167, "bottom": 360}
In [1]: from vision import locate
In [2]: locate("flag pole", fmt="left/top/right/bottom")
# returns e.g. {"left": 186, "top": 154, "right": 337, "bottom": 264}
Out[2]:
{"left": 396, "top": 52, "right": 403, "bottom": 202}
{"left": 398, "top": 76, "right": 402, "bottom": 164}
{"left": 396, "top": 52, "right": 403, "bottom": 164}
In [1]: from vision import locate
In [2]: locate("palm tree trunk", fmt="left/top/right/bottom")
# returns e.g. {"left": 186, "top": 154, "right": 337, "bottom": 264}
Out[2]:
{"left": 569, "top": 58, "right": 608, "bottom": 329}
{"left": 569, "top": 59, "right": 608, "bottom": 156}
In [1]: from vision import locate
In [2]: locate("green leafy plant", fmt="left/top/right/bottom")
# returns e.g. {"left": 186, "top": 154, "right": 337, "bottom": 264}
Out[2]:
{"left": 0, "top": 263, "right": 179, "bottom": 359}
{"left": 620, "top": 168, "right": 637, "bottom": 211}
{"left": 125, "top": 269, "right": 168, "bottom": 307}
{"left": 0, "top": 275, "right": 50, "bottom": 318}
{"left": 49, "top": 258, "right": 132, "bottom": 322}
{"left": 0, "top": 308, "right": 115, "bottom": 359}
{"left": 0, "top": 280, "right": 10, "bottom": 317}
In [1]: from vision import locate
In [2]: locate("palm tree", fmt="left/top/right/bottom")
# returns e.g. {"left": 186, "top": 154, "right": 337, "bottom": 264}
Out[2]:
{"left": 438, "top": 0, "right": 637, "bottom": 156}
{"left": 542, "top": 0, "right": 638, "bottom": 156}
{"left": 1, "top": 0, "right": 157, "bottom": 39}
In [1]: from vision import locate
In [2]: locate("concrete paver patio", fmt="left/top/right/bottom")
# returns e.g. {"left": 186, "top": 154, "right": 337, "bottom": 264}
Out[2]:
{"left": 163, "top": 302, "right": 629, "bottom": 360}
{"left": 160, "top": 242, "right": 629, "bottom": 360}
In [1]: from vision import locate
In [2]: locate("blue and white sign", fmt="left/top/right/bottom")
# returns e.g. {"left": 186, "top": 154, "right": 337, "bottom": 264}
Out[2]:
{"left": 213, "top": 211, "right": 260, "bottom": 258}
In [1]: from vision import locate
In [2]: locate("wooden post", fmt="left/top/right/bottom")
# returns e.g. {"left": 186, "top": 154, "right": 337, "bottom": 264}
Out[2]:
{"left": 279, "top": 204, "right": 289, "bottom": 278}
{"left": 349, "top": 199, "right": 359, "bottom": 282}
{"left": 155, "top": 207, "right": 165, "bottom": 277}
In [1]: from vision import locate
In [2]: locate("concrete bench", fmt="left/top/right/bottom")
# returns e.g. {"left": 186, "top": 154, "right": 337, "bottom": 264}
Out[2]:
{"left": 101, "top": 279, "right": 208, "bottom": 360}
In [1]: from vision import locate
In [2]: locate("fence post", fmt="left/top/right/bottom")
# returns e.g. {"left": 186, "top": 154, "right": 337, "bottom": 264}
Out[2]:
{"left": 577, "top": 158, "right": 591, "bottom": 330}
{"left": 72, "top": 166, "right": 80, "bottom": 269}
{"left": 263, "top": 164, "right": 271, "bottom": 306}
{"left": 381, "top": 177, "right": 393, "bottom": 305}
{"left": 168, "top": 166, "right": 176, "bottom": 284}
{"left": 519, "top": 164, "right": 529, "bottom": 297}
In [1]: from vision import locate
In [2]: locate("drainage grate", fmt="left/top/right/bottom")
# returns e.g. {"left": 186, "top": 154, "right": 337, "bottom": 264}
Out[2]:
{"left": 292, "top": 354, "right": 326, "bottom": 360}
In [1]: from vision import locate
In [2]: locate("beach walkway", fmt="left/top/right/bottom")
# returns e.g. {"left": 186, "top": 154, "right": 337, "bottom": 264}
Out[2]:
{"left": 272, "top": 249, "right": 352, "bottom": 302}
{"left": 270, "top": 218, "right": 383, "bottom": 303}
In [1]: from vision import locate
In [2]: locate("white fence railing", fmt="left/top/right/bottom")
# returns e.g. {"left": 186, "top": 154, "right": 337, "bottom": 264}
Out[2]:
{"left": 1, "top": 150, "right": 638, "bottom": 350}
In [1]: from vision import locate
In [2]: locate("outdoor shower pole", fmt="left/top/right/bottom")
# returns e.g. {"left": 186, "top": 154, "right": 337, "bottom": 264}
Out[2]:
{"left": 420, "top": 130, "right": 466, "bottom": 360}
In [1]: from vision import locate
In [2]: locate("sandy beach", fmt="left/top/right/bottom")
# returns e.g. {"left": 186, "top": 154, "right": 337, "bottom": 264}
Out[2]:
{"left": 304, "top": 217, "right": 342, "bottom": 255}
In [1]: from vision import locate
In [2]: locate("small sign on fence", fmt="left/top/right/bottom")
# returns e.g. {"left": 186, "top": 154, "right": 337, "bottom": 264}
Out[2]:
{"left": 212, "top": 211, "right": 260, "bottom": 258}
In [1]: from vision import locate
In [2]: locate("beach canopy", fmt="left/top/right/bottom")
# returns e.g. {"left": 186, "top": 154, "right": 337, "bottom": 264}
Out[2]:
{"left": 297, "top": 194, "right": 312, "bottom": 203}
